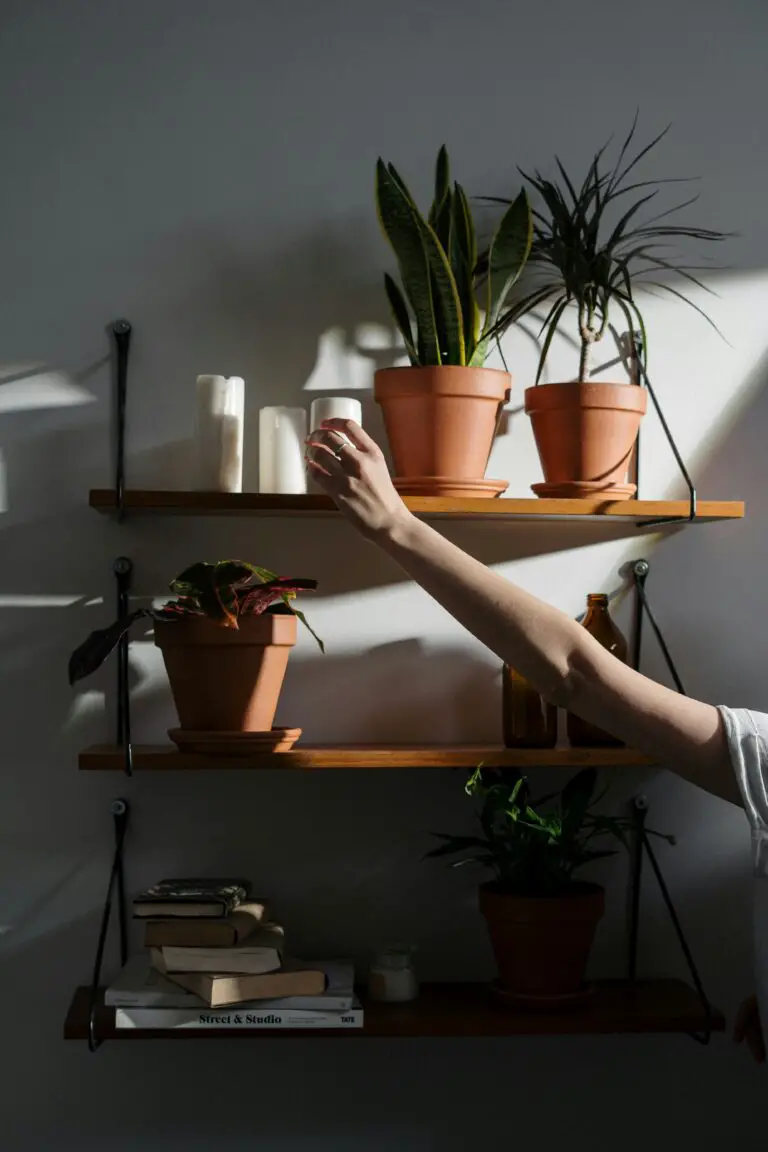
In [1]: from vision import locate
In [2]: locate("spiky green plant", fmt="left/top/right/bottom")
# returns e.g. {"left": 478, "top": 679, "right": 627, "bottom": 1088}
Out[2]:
{"left": 375, "top": 147, "right": 532, "bottom": 367}
{"left": 482, "top": 117, "right": 729, "bottom": 383}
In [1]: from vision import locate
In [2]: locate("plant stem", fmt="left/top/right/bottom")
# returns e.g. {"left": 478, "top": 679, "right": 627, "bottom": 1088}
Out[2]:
{"left": 578, "top": 338, "right": 590, "bottom": 383}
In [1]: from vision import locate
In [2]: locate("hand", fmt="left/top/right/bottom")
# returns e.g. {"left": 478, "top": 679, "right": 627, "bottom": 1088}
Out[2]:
{"left": 305, "top": 419, "right": 411, "bottom": 542}
{"left": 734, "top": 993, "right": 765, "bottom": 1063}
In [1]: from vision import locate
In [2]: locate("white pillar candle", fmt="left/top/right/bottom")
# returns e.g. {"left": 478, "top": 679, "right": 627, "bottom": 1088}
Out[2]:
{"left": 195, "top": 375, "right": 244, "bottom": 493}
{"left": 309, "top": 396, "right": 363, "bottom": 434}
{"left": 259, "top": 406, "right": 308, "bottom": 494}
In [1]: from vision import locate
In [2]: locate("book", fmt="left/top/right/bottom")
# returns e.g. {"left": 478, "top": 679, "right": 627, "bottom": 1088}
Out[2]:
{"left": 151, "top": 923, "right": 284, "bottom": 975}
{"left": 115, "top": 1001, "right": 363, "bottom": 1030}
{"left": 132, "top": 878, "right": 251, "bottom": 919}
{"left": 106, "top": 956, "right": 355, "bottom": 1011}
{"left": 143, "top": 901, "right": 269, "bottom": 948}
{"left": 162, "top": 964, "right": 327, "bottom": 1008}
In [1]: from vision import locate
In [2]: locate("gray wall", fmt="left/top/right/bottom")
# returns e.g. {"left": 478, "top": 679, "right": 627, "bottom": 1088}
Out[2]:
{"left": 0, "top": 0, "right": 767, "bottom": 1148}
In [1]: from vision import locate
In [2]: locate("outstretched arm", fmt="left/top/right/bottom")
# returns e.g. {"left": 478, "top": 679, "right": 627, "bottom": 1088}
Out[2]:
{"left": 307, "top": 419, "right": 739, "bottom": 805}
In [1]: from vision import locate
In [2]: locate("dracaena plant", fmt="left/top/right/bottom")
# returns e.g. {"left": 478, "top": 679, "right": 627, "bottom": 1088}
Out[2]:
{"left": 376, "top": 146, "right": 532, "bottom": 368}
{"left": 68, "top": 560, "right": 322, "bottom": 686}
{"left": 482, "top": 117, "right": 729, "bottom": 383}
{"left": 426, "top": 765, "right": 673, "bottom": 898}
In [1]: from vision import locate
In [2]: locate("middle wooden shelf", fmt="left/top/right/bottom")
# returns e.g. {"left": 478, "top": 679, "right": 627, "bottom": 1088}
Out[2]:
{"left": 79, "top": 744, "right": 655, "bottom": 771}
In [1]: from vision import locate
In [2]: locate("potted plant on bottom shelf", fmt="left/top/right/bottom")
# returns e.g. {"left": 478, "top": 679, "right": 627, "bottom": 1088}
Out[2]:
{"left": 484, "top": 118, "right": 728, "bottom": 499}
{"left": 68, "top": 560, "right": 323, "bottom": 754}
{"left": 426, "top": 766, "right": 673, "bottom": 1004}
{"left": 373, "top": 146, "right": 532, "bottom": 497}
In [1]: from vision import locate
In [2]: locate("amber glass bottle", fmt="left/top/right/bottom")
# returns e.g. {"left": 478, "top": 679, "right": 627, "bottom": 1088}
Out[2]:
{"left": 567, "top": 593, "right": 627, "bottom": 748}
{"left": 502, "top": 665, "right": 557, "bottom": 749}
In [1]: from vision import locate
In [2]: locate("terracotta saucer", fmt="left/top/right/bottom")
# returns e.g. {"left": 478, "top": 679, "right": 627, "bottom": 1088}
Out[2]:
{"left": 168, "top": 728, "right": 302, "bottom": 755}
{"left": 489, "top": 981, "right": 595, "bottom": 1012}
{"left": 531, "top": 480, "right": 636, "bottom": 500}
{"left": 393, "top": 477, "right": 509, "bottom": 499}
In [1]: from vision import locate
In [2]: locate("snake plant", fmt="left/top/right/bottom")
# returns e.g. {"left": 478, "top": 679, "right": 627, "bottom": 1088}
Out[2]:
{"left": 375, "top": 147, "right": 532, "bottom": 367}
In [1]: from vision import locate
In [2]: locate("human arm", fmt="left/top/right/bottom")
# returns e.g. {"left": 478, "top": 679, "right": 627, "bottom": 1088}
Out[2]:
{"left": 306, "top": 419, "right": 740, "bottom": 805}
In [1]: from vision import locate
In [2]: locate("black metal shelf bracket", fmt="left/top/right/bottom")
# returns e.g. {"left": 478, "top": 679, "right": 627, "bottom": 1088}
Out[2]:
{"left": 628, "top": 796, "right": 714, "bottom": 1045}
{"left": 628, "top": 559, "right": 712, "bottom": 1041}
{"left": 112, "top": 319, "right": 132, "bottom": 522}
{"left": 88, "top": 798, "right": 130, "bottom": 1052}
{"left": 114, "top": 556, "right": 133, "bottom": 776}
{"left": 631, "top": 559, "right": 686, "bottom": 695}
{"left": 632, "top": 334, "right": 697, "bottom": 528}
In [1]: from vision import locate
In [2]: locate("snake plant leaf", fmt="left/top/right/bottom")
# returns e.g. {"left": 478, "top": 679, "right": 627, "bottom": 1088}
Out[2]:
{"left": 482, "top": 188, "right": 533, "bottom": 333}
{"left": 451, "top": 183, "right": 479, "bottom": 359}
{"left": 415, "top": 211, "right": 465, "bottom": 364}
{"left": 376, "top": 159, "right": 440, "bottom": 365}
{"left": 470, "top": 190, "right": 532, "bottom": 365}
{"left": 434, "top": 145, "right": 450, "bottom": 210}
{"left": 428, "top": 146, "right": 452, "bottom": 252}
{"left": 384, "top": 273, "right": 419, "bottom": 363}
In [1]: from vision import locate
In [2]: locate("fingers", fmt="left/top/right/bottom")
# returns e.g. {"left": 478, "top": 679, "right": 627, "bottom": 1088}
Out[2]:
{"left": 321, "top": 418, "right": 379, "bottom": 455}
{"left": 305, "top": 433, "right": 344, "bottom": 471}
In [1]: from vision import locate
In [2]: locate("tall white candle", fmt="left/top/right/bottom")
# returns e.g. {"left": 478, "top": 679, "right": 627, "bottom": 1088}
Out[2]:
{"left": 309, "top": 396, "right": 363, "bottom": 434}
{"left": 195, "top": 375, "right": 244, "bottom": 493}
{"left": 259, "top": 406, "right": 308, "bottom": 494}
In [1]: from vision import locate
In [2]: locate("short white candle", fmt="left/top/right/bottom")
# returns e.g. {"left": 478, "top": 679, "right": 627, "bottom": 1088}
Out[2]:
{"left": 309, "top": 396, "right": 363, "bottom": 434}
{"left": 195, "top": 375, "right": 244, "bottom": 493}
{"left": 259, "top": 406, "right": 308, "bottom": 494}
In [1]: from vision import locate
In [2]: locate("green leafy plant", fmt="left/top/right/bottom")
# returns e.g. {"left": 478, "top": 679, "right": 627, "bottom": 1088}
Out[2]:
{"left": 68, "top": 560, "right": 322, "bottom": 685}
{"left": 376, "top": 146, "right": 532, "bottom": 368}
{"left": 482, "top": 117, "right": 729, "bottom": 383}
{"left": 426, "top": 765, "right": 673, "bottom": 897}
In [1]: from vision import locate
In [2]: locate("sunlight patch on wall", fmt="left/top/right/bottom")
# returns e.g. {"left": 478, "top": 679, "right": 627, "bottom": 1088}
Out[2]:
{"left": 0, "top": 365, "right": 95, "bottom": 413}
{"left": 302, "top": 324, "right": 407, "bottom": 392}
{"left": 0, "top": 595, "right": 85, "bottom": 607}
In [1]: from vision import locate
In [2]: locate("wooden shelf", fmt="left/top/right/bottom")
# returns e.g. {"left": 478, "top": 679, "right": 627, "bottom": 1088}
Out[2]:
{"left": 89, "top": 490, "right": 745, "bottom": 523}
{"left": 78, "top": 744, "right": 656, "bottom": 771}
{"left": 64, "top": 980, "right": 722, "bottom": 1041}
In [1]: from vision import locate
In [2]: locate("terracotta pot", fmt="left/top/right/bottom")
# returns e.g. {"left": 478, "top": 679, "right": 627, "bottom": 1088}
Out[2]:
{"left": 479, "top": 881, "right": 605, "bottom": 996}
{"left": 374, "top": 366, "right": 510, "bottom": 493}
{"left": 154, "top": 613, "right": 296, "bottom": 732}
{"left": 524, "top": 382, "right": 647, "bottom": 500}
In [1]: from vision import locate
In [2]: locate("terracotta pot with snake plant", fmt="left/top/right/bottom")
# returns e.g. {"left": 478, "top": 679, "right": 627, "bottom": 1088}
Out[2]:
{"left": 373, "top": 147, "right": 532, "bottom": 497}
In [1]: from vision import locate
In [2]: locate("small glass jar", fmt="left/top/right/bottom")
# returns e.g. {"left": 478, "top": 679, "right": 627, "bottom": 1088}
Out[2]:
{"left": 368, "top": 947, "right": 418, "bottom": 1003}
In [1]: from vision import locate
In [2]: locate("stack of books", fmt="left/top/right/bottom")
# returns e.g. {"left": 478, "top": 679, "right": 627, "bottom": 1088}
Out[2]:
{"left": 107, "top": 878, "right": 362, "bottom": 1031}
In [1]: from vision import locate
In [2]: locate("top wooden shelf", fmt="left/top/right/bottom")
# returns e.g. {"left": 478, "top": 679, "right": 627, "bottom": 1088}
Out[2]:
{"left": 89, "top": 490, "right": 745, "bottom": 523}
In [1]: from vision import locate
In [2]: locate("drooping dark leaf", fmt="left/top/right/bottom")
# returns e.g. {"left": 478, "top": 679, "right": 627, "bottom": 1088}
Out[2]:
{"left": 289, "top": 607, "right": 325, "bottom": 653}
{"left": 68, "top": 608, "right": 148, "bottom": 685}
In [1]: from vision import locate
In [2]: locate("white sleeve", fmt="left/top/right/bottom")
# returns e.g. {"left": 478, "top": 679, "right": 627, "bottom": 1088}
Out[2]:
{"left": 720, "top": 706, "right": 768, "bottom": 873}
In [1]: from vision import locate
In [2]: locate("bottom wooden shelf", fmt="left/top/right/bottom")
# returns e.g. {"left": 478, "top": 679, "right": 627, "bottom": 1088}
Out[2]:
{"left": 64, "top": 980, "right": 722, "bottom": 1041}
